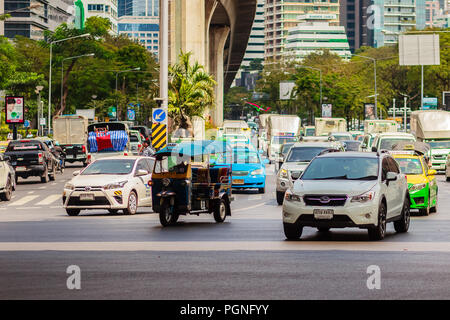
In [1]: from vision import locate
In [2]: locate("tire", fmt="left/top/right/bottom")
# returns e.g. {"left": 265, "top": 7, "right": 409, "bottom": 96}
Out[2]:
{"left": 159, "top": 202, "right": 178, "bottom": 226}
{"left": 66, "top": 209, "right": 80, "bottom": 216}
{"left": 258, "top": 187, "right": 265, "bottom": 194}
{"left": 0, "top": 177, "right": 13, "bottom": 201}
{"left": 394, "top": 196, "right": 410, "bottom": 233}
{"left": 283, "top": 223, "right": 302, "bottom": 240}
{"left": 108, "top": 209, "right": 119, "bottom": 214}
{"left": 40, "top": 166, "right": 49, "bottom": 183}
{"left": 123, "top": 191, "right": 138, "bottom": 215}
{"left": 276, "top": 191, "right": 285, "bottom": 205}
{"left": 368, "top": 202, "right": 387, "bottom": 241}
{"left": 419, "top": 194, "right": 430, "bottom": 216}
{"left": 213, "top": 198, "right": 227, "bottom": 223}
{"left": 317, "top": 227, "right": 330, "bottom": 233}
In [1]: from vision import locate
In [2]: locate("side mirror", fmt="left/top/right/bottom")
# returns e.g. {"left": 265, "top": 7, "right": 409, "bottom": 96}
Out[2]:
{"left": 386, "top": 172, "right": 397, "bottom": 181}
{"left": 371, "top": 146, "right": 378, "bottom": 152}
{"left": 428, "top": 169, "right": 437, "bottom": 176}
{"left": 263, "top": 159, "right": 270, "bottom": 165}
{"left": 136, "top": 169, "right": 149, "bottom": 176}
{"left": 73, "top": 170, "right": 81, "bottom": 176}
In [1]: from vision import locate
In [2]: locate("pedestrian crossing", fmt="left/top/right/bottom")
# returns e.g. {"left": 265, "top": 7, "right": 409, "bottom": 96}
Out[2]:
{"left": 1, "top": 194, "right": 61, "bottom": 208}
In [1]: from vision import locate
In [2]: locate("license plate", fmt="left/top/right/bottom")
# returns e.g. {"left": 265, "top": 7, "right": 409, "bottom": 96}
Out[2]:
{"left": 233, "top": 179, "right": 245, "bottom": 185}
{"left": 15, "top": 166, "right": 27, "bottom": 172}
{"left": 313, "top": 209, "right": 334, "bottom": 220}
{"left": 79, "top": 193, "right": 95, "bottom": 201}
{"left": 67, "top": 155, "right": 74, "bottom": 159}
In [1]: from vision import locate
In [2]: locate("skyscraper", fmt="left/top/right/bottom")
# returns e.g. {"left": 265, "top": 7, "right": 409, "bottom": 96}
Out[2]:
{"left": 83, "top": 0, "right": 119, "bottom": 34}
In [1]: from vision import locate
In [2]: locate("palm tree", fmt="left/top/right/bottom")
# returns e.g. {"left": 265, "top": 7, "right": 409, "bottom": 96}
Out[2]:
{"left": 168, "top": 51, "right": 216, "bottom": 132}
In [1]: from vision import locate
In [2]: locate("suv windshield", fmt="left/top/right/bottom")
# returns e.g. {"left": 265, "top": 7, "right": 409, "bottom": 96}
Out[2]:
{"left": 396, "top": 158, "right": 423, "bottom": 175}
{"left": 286, "top": 147, "right": 327, "bottom": 162}
{"left": 82, "top": 159, "right": 135, "bottom": 175}
{"left": 380, "top": 138, "right": 415, "bottom": 150}
{"left": 428, "top": 141, "right": 450, "bottom": 149}
{"left": 302, "top": 157, "right": 379, "bottom": 180}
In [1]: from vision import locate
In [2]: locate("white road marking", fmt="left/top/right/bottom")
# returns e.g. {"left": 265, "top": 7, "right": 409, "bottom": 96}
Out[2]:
{"left": 38, "top": 186, "right": 46, "bottom": 189}
{"left": 248, "top": 194, "right": 263, "bottom": 201}
{"left": 1, "top": 241, "right": 449, "bottom": 252}
{"left": 7, "top": 195, "right": 39, "bottom": 207}
{"left": 234, "top": 202, "right": 267, "bottom": 212}
{"left": 36, "top": 194, "right": 61, "bottom": 206}
{"left": 27, "top": 191, "right": 35, "bottom": 194}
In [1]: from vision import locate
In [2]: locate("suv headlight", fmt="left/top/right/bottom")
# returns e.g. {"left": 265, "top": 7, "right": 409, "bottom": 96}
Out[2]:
{"left": 251, "top": 169, "right": 264, "bottom": 175}
{"left": 285, "top": 190, "right": 302, "bottom": 202}
{"left": 351, "top": 191, "right": 375, "bottom": 203}
{"left": 103, "top": 181, "right": 128, "bottom": 190}
{"left": 64, "top": 183, "right": 75, "bottom": 190}
{"left": 409, "top": 183, "right": 426, "bottom": 192}
{"left": 279, "top": 168, "right": 288, "bottom": 179}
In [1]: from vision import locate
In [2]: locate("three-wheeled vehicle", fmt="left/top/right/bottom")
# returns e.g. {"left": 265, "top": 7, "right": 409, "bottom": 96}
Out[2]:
{"left": 152, "top": 141, "right": 233, "bottom": 226}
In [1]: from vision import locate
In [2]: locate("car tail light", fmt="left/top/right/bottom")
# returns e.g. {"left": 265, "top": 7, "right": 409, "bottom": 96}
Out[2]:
{"left": 138, "top": 144, "right": 141, "bottom": 149}
{"left": 38, "top": 153, "right": 43, "bottom": 164}
{"left": 124, "top": 152, "right": 128, "bottom": 156}
{"left": 82, "top": 145, "right": 86, "bottom": 153}
{"left": 87, "top": 154, "right": 91, "bottom": 161}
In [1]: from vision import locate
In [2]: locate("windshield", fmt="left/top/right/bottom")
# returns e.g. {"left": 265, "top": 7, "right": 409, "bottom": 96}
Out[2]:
{"left": 332, "top": 134, "right": 353, "bottom": 141}
{"left": 286, "top": 147, "right": 327, "bottom": 162}
{"left": 271, "top": 136, "right": 297, "bottom": 144}
{"left": 380, "top": 138, "right": 415, "bottom": 150}
{"left": 428, "top": 141, "right": 450, "bottom": 149}
{"left": 305, "top": 128, "right": 315, "bottom": 136}
{"left": 130, "top": 135, "right": 139, "bottom": 143}
{"left": 396, "top": 158, "right": 423, "bottom": 175}
{"left": 82, "top": 159, "right": 135, "bottom": 175}
{"left": 281, "top": 143, "right": 294, "bottom": 156}
{"left": 302, "top": 157, "right": 379, "bottom": 180}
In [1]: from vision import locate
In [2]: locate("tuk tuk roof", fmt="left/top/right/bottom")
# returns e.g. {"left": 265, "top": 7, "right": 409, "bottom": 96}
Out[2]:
{"left": 156, "top": 140, "right": 232, "bottom": 157}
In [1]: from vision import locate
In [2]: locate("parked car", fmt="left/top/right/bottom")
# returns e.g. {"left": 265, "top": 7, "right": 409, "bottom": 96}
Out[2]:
{"left": 129, "top": 130, "right": 143, "bottom": 155}
{"left": 63, "top": 156, "right": 154, "bottom": 216}
{"left": 282, "top": 151, "right": 410, "bottom": 240}
{"left": 5, "top": 139, "right": 57, "bottom": 183}
{"left": 0, "top": 153, "right": 16, "bottom": 201}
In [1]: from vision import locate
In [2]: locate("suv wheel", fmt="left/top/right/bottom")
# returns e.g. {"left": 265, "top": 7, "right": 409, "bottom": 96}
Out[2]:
{"left": 394, "top": 196, "right": 410, "bottom": 233}
{"left": 66, "top": 209, "right": 80, "bottom": 216}
{"left": 0, "top": 177, "right": 12, "bottom": 201}
{"left": 213, "top": 198, "right": 227, "bottom": 223}
{"left": 40, "top": 166, "right": 49, "bottom": 183}
{"left": 430, "top": 191, "right": 437, "bottom": 213}
{"left": 276, "top": 191, "right": 284, "bottom": 205}
{"left": 368, "top": 202, "right": 387, "bottom": 241}
{"left": 283, "top": 223, "right": 302, "bottom": 240}
{"left": 123, "top": 191, "right": 138, "bottom": 215}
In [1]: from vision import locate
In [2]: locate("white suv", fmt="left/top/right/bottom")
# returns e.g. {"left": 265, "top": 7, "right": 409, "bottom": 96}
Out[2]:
{"left": 282, "top": 151, "right": 410, "bottom": 240}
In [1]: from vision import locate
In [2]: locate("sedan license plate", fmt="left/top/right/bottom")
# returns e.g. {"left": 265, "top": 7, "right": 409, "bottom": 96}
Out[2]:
{"left": 233, "top": 179, "right": 245, "bottom": 185}
{"left": 313, "top": 209, "right": 334, "bottom": 220}
{"left": 15, "top": 166, "right": 27, "bottom": 172}
{"left": 79, "top": 193, "right": 95, "bottom": 201}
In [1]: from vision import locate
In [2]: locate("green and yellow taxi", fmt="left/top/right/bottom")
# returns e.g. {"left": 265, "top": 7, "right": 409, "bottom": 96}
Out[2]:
{"left": 0, "top": 141, "right": 10, "bottom": 153}
{"left": 392, "top": 152, "right": 438, "bottom": 216}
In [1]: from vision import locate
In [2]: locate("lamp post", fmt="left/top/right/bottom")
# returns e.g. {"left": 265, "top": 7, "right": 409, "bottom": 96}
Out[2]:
{"left": 60, "top": 53, "right": 95, "bottom": 111}
{"left": 35, "top": 86, "right": 44, "bottom": 136}
{"left": 352, "top": 54, "right": 377, "bottom": 118}
{"left": 48, "top": 33, "right": 90, "bottom": 134}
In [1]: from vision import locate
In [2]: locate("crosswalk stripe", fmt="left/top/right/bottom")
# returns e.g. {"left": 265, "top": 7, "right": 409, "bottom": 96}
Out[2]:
{"left": 8, "top": 195, "right": 39, "bottom": 207}
{"left": 36, "top": 194, "right": 61, "bottom": 206}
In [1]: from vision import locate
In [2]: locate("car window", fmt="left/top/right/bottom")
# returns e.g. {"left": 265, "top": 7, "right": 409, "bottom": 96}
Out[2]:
{"left": 387, "top": 157, "right": 400, "bottom": 173}
{"left": 136, "top": 159, "right": 149, "bottom": 173}
{"left": 145, "top": 158, "right": 155, "bottom": 172}
{"left": 381, "top": 158, "right": 389, "bottom": 180}
{"left": 130, "top": 135, "right": 139, "bottom": 142}
{"left": 82, "top": 159, "right": 136, "bottom": 175}
{"left": 286, "top": 147, "right": 327, "bottom": 162}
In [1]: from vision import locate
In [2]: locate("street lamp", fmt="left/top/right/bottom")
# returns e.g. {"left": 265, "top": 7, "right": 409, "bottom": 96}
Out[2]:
{"left": 48, "top": 33, "right": 91, "bottom": 133}
{"left": 35, "top": 86, "right": 44, "bottom": 136}
{"left": 60, "top": 53, "right": 95, "bottom": 110}
{"left": 352, "top": 54, "right": 377, "bottom": 118}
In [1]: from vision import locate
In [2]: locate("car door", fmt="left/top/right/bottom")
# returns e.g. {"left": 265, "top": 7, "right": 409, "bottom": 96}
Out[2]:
{"left": 387, "top": 156, "right": 403, "bottom": 217}
{"left": 422, "top": 157, "right": 437, "bottom": 205}
{"left": 134, "top": 159, "right": 152, "bottom": 206}
{"left": 381, "top": 157, "right": 396, "bottom": 218}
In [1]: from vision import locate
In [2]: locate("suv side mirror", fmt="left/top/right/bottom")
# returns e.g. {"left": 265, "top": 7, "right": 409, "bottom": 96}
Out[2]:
{"left": 136, "top": 169, "right": 149, "bottom": 176}
{"left": 371, "top": 146, "right": 378, "bottom": 152}
{"left": 386, "top": 172, "right": 397, "bottom": 181}
{"left": 73, "top": 170, "right": 81, "bottom": 176}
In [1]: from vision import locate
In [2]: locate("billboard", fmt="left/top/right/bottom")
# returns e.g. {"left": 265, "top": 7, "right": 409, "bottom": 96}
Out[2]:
{"left": 364, "top": 103, "right": 376, "bottom": 120}
{"left": 399, "top": 34, "right": 440, "bottom": 66}
{"left": 279, "top": 81, "right": 296, "bottom": 100}
{"left": 76, "top": 109, "right": 95, "bottom": 120}
{"left": 5, "top": 96, "right": 25, "bottom": 124}
{"left": 423, "top": 97, "right": 438, "bottom": 110}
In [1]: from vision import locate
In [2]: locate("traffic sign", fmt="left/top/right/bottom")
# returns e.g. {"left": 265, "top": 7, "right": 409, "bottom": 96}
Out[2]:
{"left": 152, "top": 123, "right": 167, "bottom": 151}
{"left": 24, "top": 120, "right": 30, "bottom": 128}
{"left": 152, "top": 108, "right": 167, "bottom": 123}
{"left": 127, "top": 108, "right": 136, "bottom": 121}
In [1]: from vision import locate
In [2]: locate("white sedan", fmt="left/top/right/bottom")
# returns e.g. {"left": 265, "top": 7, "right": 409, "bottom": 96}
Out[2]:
{"left": 63, "top": 156, "right": 154, "bottom": 216}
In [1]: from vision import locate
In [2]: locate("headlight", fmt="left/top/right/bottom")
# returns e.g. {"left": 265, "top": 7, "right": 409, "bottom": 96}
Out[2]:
{"left": 251, "top": 169, "right": 264, "bottom": 175}
{"left": 64, "top": 183, "right": 75, "bottom": 190}
{"left": 103, "top": 181, "right": 128, "bottom": 190}
{"left": 284, "top": 190, "right": 302, "bottom": 202}
{"left": 351, "top": 191, "right": 375, "bottom": 203}
{"left": 279, "top": 168, "right": 288, "bottom": 179}
{"left": 409, "top": 183, "right": 426, "bottom": 192}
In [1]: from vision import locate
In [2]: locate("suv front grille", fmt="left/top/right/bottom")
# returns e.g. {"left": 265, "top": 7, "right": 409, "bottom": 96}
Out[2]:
{"left": 303, "top": 195, "right": 347, "bottom": 206}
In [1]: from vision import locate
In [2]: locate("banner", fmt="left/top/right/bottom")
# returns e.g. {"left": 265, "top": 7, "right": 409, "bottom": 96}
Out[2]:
{"left": 321, "top": 104, "right": 332, "bottom": 118}
{"left": 364, "top": 103, "right": 376, "bottom": 120}
{"left": 5, "top": 96, "right": 25, "bottom": 124}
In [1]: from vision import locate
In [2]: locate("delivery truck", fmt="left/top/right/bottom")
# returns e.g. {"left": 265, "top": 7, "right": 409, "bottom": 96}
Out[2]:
{"left": 267, "top": 115, "right": 301, "bottom": 164}
{"left": 364, "top": 119, "right": 397, "bottom": 134}
{"left": 314, "top": 118, "right": 347, "bottom": 137}
{"left": 410, "top": 110, "right": 450, "bottom": 171}
{"left": 53, "top": 115, "right": 90, "bottom": 166}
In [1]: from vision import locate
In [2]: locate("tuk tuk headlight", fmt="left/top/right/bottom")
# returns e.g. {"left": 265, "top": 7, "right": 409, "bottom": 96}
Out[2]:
{"left": 162, "top": 178, "right": 171, "bottom": 187}
{"left": 104, "top": 181, "right": 128, "bottom": 190}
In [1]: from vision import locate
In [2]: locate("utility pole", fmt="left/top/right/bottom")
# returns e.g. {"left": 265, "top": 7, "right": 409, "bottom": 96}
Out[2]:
{"left": 404, "top": 96, "right": 407, "bottom": 132}
{"left": 393, "top": 98, "right": 396, "bottom": 120}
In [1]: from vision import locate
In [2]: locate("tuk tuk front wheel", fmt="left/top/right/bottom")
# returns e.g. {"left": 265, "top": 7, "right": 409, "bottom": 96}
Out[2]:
{"left": 213, "top": 198, "right": 227, "bottom": 223}
{"left": 159, "top": 202, "right": 178, "bottom": 226}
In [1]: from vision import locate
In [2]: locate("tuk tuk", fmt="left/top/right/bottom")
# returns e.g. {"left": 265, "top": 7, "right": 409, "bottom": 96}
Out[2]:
{"left": 152, "top": 140, "right": 233, "bottom": 226}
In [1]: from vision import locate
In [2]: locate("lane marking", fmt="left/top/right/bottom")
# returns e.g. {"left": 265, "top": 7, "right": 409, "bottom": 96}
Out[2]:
{"left": 233, "top": 202, "right": 267, "bottom": 212}
{"left": 27, "top": 191, "right": 35, "bottom": 194}
{"left": 1, "top": 241, "right": 450, "bottom": 252}
{"left": 7, "top": 195, "right": 39, "bottom": 207}
{"left": 36, "top": 194, "right": 61, "bottom": 206}
{"left": 248, "top": 194, "right": 263, "bottom": 201}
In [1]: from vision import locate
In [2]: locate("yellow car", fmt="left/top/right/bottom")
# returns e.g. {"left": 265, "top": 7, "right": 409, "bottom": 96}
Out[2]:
{"left": 392, "top": 153, "right": 438, "bottom": 215}
{"left": 0, "top": 141, "right": 10, "bottom": 153}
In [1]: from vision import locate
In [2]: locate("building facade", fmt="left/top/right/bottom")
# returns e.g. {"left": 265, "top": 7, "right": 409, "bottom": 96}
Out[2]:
{"left": 117, "top": 0, "right": 159, "bottom": 55}
{"left": 1, "top": 0, "right": 74, "bottom": 40}
{"left": 264, "top": 0, "right": 340, "bottom": 61}
{"left": 83, "top": 0, "right": 119, "bottom": 34}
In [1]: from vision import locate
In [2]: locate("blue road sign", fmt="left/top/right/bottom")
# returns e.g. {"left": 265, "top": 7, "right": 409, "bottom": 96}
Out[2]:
{"left": 152, "top": 108, "right": 166, "bottom": 123}
{"left": 127, "top": 109, "right": 136, "bottom": 121}
{"left": 24, "top": 120, "right": 30, "bottom": 128}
